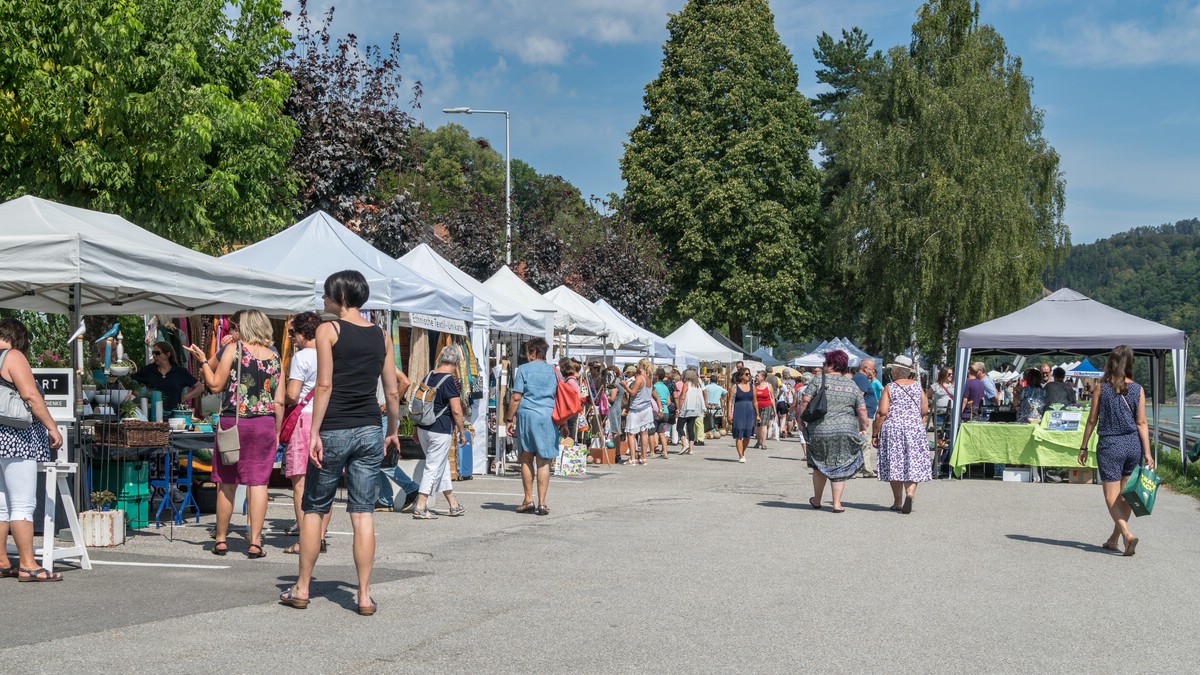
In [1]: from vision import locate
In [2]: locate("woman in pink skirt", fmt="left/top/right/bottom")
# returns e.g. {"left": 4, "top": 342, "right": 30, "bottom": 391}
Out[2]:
{"left": 187, "top": 309, "right": 282, "bottom": 558}
{"left": 277, "top": 312, "right": 330, "bottom": 553}
{"left": 872, "top": 355, "right": 931, "bottom": 514}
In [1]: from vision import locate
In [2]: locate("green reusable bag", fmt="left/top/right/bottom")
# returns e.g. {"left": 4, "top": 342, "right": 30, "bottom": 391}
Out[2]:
{"left": 1120, "top": 464, "right": 1161, "bottom": 517}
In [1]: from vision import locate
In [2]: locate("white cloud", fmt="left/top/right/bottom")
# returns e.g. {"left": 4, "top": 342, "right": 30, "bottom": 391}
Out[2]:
{"left": 514, "top": 35, "right": 570, "bottom": 65}
{"left": 1039, "top": 2, "right": 1200, "bottom": 67}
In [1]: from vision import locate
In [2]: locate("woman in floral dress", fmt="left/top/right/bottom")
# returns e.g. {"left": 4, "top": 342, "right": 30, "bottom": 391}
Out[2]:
{"left": 872, "top": 356, "right": 931, "bottom": 514}
{"left": 186, "top": 309, "right": 281, "bottom": 558}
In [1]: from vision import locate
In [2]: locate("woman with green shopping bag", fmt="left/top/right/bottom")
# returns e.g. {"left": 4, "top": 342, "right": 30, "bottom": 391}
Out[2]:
{"left": 1078, "top": 345, "right": 1154, "bottom": 556}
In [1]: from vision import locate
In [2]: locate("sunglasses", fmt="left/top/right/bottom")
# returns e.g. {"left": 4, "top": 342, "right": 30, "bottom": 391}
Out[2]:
{"left": 151, "top": 351, "right": 163, "bottom": 356}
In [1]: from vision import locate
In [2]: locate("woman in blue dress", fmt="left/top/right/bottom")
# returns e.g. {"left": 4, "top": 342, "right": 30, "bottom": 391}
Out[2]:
{"left": 1078, "top": 345, "right": 1153, "bottom": 556}
{"left": 727, "top": 368, "right": 756, "bottom": 463}
{"left": 506, "top": 338, "right": 558, "bottom": 516}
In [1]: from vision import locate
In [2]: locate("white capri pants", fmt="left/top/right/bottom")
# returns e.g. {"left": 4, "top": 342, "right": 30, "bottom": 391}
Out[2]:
{"left": 417, "top": 428, "right": 453, "bottom": 496}
{"left": 0, "top": 457, "right": 38, "bottom": 522}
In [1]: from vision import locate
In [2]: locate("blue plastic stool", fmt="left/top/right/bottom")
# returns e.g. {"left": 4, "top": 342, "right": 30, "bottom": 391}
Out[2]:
{"left": 151, "top": 449, "right": 201, "bottom": 527}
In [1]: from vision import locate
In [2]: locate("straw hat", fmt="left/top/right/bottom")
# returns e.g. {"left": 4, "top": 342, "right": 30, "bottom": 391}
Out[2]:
{"left": 885, "top": 354, "right": 915, "bottom": 374}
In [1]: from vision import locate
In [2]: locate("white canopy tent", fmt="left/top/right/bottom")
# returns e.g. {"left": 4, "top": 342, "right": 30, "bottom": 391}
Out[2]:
{"left": 592, "top": 299, "right": 683, "bottom": 365}
{"left": 951, "top": 288, "right": 1188, "bottom": 466}
{"left": 221, "top": 211, "right": 474, "bottom": 320}
{"left": 544, "top": 285, "right": 637, "bottom": 347}
{"left": 397, "top": 244, "right": 545, "bottom": 338}
{"left": 484, "top": 267, "right": 607, "bottom": 336}
{"left": 663, "top": 319, "right": 741, "bottom": 363}
{"left": 0, "top": 196, "right": 316, "bottom": 316}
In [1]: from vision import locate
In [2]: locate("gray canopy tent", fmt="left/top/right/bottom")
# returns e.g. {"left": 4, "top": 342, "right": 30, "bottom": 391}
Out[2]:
{"left": 950, "top": 289, "right": 1188, "bottom": 468}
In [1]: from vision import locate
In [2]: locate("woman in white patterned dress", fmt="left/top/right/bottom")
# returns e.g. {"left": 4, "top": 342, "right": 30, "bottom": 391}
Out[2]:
{"left": 872, "top": 356, "right": 931, "bottom": 514}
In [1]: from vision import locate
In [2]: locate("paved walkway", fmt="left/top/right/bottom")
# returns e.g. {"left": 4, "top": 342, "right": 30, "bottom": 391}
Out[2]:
{"left": 4, "top": 434, "right": 1198, "bottom": 673}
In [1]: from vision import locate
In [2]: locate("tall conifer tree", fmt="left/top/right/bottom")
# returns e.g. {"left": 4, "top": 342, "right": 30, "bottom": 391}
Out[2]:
{"left": 621, "top": 0, "right": 821, "bottom": 344}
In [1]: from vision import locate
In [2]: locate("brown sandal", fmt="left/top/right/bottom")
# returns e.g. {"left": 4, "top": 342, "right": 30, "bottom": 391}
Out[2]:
{"left": 516, "top": 502, "right": 536, "bottom": 513}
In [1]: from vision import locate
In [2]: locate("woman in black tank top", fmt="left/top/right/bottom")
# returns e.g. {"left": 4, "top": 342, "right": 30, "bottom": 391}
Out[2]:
{"left": 282, "top": 271, "right": 401, "bottom": 616}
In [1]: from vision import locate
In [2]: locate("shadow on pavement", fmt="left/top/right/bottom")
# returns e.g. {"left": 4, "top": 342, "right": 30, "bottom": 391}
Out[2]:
{"left": 1005, "top": 534, "right": 1110, "bottom": 553}
{"left": 702, "top": 457, "right": 742, "bottom": 462}
{"left": 769, "top": 456, "right": 805, "bottom": 461}
{"left": 839, "top": 502, "right": 895, "bottom": 512}
{"left": 480, "top": 501, "right": 524, "bottom": 512}
{"left": 757, "top": 500, "right": 810, "bottom": 510}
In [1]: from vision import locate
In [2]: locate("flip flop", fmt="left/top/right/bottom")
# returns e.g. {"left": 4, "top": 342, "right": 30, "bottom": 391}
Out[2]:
{"left": 808, "top": 497, "right": 822, "bottom": 510}
{"left": 18, "top": 567, "right": 63, "bottom": 582}
{"left": 1123, "top": 537, "right": 1139, "bottom": 557}
{"left": 279, "top": 587, "right": 309, "bottom": 609}
{"left": 357, "top": 598, "right": 377, "bottom": 616}
{"left": 889, "top": 505, "right": 903, "bottom": 512}
{"left": 901, "top": 496, "right": 913, "bottom": 514}
{"left": 1101, "top": 542, "right": 1120, "bottom": 552}
{"left": 283, "top": 543, "right": 300, "bottom": 555}
{"left": 831, "top": 508, "right": 846, "bottom": 514}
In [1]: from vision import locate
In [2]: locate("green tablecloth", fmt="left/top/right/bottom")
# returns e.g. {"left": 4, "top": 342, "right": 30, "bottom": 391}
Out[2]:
{"left": 950, "top": 420, "right": 1097, "bottom": 473}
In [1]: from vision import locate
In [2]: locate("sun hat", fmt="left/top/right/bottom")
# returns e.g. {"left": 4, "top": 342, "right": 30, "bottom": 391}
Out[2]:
{"left": 886, "top": 354, "right": 916, "bottom": 373}
{"left": 623, "top": 364, "right": 637, "bottom": 375}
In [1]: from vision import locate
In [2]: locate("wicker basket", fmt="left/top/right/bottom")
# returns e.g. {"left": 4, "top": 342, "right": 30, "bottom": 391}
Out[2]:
{"left": 94, "top": 421, "right": 171, "bottom": 448}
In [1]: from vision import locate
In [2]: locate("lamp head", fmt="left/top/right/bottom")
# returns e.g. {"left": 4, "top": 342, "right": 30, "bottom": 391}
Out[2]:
{"left": 443, "top": 107, "right": 471, "bottom": 114}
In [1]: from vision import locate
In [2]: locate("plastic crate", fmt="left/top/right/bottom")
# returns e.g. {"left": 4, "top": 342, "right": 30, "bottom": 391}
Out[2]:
{"left": 97, "top": 461, "right": 150, "bottom": 498}
{"left": 117, "top": 495, "right": 149, "bottom": 529}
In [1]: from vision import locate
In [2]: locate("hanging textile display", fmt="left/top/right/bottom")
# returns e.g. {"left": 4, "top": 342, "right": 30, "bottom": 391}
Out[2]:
{"left": 408, "top": 328, "right": 430, "bottom": 385}
{"left": 390, "top": 316, "right": 404, "bottom": 373}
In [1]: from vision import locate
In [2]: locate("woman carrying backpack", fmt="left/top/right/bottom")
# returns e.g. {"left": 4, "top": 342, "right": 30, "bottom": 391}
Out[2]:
{"left": 411, "top": 344, "right": 467, "bottom": 520}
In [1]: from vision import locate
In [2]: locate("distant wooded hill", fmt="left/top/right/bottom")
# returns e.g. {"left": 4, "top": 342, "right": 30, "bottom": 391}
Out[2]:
{"left": 1051, "top": 218, "right": 1199, "bottom": 395}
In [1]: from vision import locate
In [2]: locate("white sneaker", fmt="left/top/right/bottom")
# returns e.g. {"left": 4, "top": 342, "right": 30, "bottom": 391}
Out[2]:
{"left": 738, "top": 457, "right": 746, "bottom": 463}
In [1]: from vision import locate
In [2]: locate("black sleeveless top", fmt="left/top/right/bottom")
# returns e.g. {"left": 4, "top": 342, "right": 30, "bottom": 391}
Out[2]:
{"left": 323, "top": 320, "right": 385, "bottom": 431}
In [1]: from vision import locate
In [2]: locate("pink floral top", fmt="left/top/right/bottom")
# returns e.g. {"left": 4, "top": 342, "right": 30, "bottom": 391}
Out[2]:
{"left": 221, "top": 343, "right": 280, "bottom": 418}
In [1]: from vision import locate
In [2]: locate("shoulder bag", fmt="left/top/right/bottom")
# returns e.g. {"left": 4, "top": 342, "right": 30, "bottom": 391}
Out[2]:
{"left": 0, "top": 350, "right": 33, "bottom": 429}
{"left": 800, "top": 373, "right": 828, "bottom": 424}
{"left": 279, "top": 388, "right": 315, "bottom": 445}
{"left": 215, "top": 344, "right": 242, "bottom": 464}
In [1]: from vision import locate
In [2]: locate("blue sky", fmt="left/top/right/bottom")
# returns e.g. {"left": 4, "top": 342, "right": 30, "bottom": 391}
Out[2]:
{"left": 286, "top": 0, "right": 1200, "bottom": 244}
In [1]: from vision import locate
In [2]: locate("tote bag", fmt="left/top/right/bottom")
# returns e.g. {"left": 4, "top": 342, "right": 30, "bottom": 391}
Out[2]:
{"left": 215, "top": 345, "right": 241, "bottom": 464}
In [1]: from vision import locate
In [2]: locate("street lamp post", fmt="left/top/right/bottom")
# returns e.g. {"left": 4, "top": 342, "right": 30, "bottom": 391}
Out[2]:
{"left": 443, "top": 107, "right": 511, "bottom": 265}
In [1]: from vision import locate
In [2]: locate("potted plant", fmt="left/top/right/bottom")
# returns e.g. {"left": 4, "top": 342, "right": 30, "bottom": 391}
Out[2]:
{"left": 82, "top": 490, "right": 125, "bottom": 547}
{"left": 90, "top": 490, "right": 116, "bottom": 511}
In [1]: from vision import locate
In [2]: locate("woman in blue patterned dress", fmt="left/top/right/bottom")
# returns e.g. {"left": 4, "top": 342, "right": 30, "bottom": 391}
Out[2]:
{"left": 507, "top": 338, "right": 557, "bottom": 516}
{"left": 872, "top": 356, "right": 931, "bottom": 514}
{"left": 798, "top": 351, "right": 868, "bottom": 513}
{"left": 1079, "top": 345, "right": 1153, "bottom": 556}
{"left": 728, "top": 368, "right": 756, "bottom": 462}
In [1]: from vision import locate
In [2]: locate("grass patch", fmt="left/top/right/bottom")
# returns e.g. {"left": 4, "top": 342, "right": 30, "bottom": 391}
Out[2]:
{"left": 1154, "top": 447, "right": 1200, "bottom": 501}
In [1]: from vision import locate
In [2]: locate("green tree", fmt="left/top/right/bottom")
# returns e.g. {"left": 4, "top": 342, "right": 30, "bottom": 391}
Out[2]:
{"left": 621, "top": 0, "right": 821, "bottom": 344}
{"left": 0, "top": 0, "right": 299, "bottom": 251}
{"left": 825, "top": 0, "right": 1068, "bottom": 362}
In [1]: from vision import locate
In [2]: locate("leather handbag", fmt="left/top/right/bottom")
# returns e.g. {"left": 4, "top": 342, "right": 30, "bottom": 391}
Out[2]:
{"left": 215, "top": 345, "right": 242, "bottom": 464}
{"left": 800, "top": 373, "right": 828, "bottom": 424}
{"left": 0, "top": 350, "right": 33, "bottom": 429}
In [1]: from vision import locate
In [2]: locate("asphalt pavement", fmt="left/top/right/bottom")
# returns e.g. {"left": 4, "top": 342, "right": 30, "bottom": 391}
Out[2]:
{"left": 3, "top": 433, "right": 1198, "bottom": 674}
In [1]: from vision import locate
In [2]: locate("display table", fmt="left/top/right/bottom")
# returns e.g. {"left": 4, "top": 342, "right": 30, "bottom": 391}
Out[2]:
{"left": 950, "top": 416, "right": 1098, "bottom": 474}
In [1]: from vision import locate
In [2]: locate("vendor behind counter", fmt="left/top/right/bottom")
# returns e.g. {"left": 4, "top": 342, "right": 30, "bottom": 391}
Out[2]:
{"left": 131, "top": 341, "right": 205, "bottom": 411}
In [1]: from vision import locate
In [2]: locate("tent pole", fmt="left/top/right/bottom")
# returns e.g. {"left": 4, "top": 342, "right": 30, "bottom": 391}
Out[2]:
{"left": 1177, "top": 346, "right": 1188, "bottom": 471}
{"left": 70, "top": 283, "right": 83, "bottom": 512}
{"left": 949, "top": 347, "right": 971, "bottom": 479}
{"left": 1151, "top": 354, "right": 1160, "bottom": 468}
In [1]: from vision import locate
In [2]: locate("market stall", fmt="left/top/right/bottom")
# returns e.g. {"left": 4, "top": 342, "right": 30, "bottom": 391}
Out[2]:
{"left": 950, "top": 414, "right": 1100, "bottom": 476}
{"left": 0, "top": 195, "right": 318, "bottom": 564}
{"left": 950, "top": 288, "right": 1188, "bottom": 468}
{"left": 398, "top": 244, "right": 546, "bottom": 476}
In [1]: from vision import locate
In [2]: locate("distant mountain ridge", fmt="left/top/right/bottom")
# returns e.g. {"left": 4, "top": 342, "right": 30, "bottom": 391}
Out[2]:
{"left": 1051, "top": 217, "right": 1199, "bottom": 394}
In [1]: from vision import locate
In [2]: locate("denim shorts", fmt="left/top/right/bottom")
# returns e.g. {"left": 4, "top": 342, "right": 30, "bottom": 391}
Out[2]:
{"left": 301, "top": 425, "right": 384, "bottom": 514}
